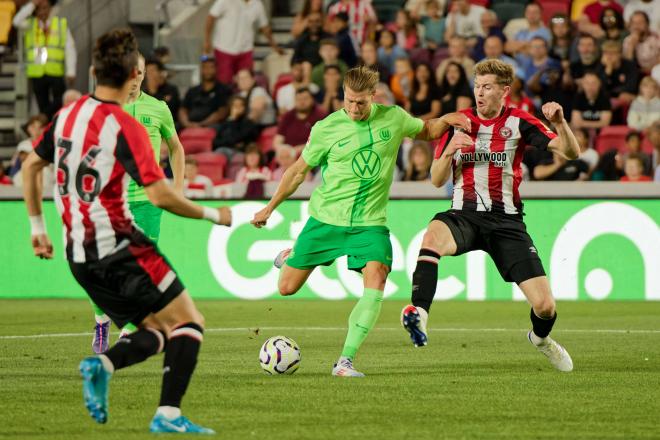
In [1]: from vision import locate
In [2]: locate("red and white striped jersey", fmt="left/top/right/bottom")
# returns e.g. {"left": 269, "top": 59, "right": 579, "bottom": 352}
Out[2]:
{"left": 34, "top": 95, "right": 164, "bottom": 263}
{"left": 327, "top": 0, "right": 377, "bottom": 47}
{"left": 435, "top": 107, "right": 557, "bottom": 215}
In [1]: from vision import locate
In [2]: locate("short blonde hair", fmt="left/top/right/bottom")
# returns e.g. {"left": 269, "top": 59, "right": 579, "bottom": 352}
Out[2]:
{"left": 474, "top": 59, "right": 514, "bottom": 86}
{"left": 344, "top": 65, "right": 379, "bottom": 93}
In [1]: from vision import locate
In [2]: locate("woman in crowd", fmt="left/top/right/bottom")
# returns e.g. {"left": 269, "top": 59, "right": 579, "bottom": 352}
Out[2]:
{"left": 291, "top": 0, "right": 325, "bottom": 39}
{"left": 402, "top": 141, "right": 433, "bottom": 181}
{"left": 406, "top": 62, "right": 441, "bottom": 120}
{"left": 437, "top": 61, "right": 472, "bottom": 113}
{"left": 236, "top": 69, "right": 277, "bottom": 127}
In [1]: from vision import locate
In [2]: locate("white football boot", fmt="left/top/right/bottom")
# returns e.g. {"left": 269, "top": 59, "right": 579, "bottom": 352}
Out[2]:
{"left": 528, "top": 331, "right": 573, "bottom": 372}
{"left": 401, "top": 305, "right": 428, "bottom": 347}
{"left": 273, "top": 248, "right": 292, "bottom": 269}
{"left": 332, "top": 357, "right": 365, "bottom": 377}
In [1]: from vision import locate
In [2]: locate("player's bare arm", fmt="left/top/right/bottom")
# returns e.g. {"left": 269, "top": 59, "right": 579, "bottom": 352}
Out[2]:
{"left": 543, "top": 102, "right": 580, "bottom": 160}
{"left": 22, "top": 151, "right": 54, "bottom": 259}
{"left": 430, "top": 132, "right": 474, "bottom": 188}
{"left": 415, "top": 112, "right": 471, "bottom": 141}
{"left": 145, "top": 179, "right": 231, "bottom": 226}
{"left": 251, "top": 155, "right": 313, "bottom": 228}
{"left": 165, "top": 133, "right": 186, "bottom": 195}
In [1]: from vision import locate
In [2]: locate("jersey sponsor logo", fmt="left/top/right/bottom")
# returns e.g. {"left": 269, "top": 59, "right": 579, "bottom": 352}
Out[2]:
{"left": 139, "top": 116, "right": 152, "bottom": 126}
{"left": 351, "top": 148, "right": 381, "bottom": 180}
{"left": 499, "top": 126, "right": 512, "bottom": 138}
{"left": 379, "top": 128, "right": 391, "bottom": 141}
{"left": 459, "top": 151, "right": 509, "bottom": 168}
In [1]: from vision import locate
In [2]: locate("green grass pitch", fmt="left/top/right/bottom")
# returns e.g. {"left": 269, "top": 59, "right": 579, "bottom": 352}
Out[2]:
{"left": 1, "top": 299, "right": 659, "bottom": 440}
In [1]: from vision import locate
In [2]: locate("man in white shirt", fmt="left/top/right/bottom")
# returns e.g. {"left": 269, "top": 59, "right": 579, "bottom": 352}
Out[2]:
{"left": 624, "top": 0, "right": 660, "bottom": 32}
{"left": 203, "top": 0, "right": 282, "bottom": 84}
{"left": 445, "top": 0, "right": 486, "bottom": 46}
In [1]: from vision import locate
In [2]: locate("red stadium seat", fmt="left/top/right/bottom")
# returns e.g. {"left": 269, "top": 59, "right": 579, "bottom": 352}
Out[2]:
{"left": 257, "top": 125, "right": 279, "bottom": 154}
{"left": 179, "top": 127, "right": 216, "bottom": 155}
{"left": 470, "top": 0, "right": 490, "bottom": 7}
{"left": 191, "top": 152, "right": 229, "bottom": 184}
{"left": 541, "top": 1, "right": 570, "bottom": 25}
{"left": 594, "top": 125, "right": 632, "bottom": 154}
{"left": 641, "top": 136, "right": 654, "bottom": 154}
{"left": 273, "top": 73, "right": 293, "bottom": 102}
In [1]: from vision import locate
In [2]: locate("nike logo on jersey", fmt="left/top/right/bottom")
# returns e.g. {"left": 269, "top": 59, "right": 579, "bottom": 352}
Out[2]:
{"left": 338, "top": 139, "right": 351, "bottom": 148}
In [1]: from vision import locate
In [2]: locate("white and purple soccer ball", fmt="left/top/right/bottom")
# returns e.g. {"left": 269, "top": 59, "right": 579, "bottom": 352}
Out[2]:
{"left": 259, "top": 336, "right": 301, "bottom": 375}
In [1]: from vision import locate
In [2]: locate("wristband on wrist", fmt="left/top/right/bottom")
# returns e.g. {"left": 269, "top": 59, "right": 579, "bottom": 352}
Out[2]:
{"left": 29, "top": 215, "right": 46, "bottom": 235}
{"left": 202, "top": 206, "right": 220, "bottom": 224}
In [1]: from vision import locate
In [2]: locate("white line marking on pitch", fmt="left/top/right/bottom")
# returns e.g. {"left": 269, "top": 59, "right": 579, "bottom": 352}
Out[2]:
{"left": 1, "top": 327, "right": 660, "bottom": 340}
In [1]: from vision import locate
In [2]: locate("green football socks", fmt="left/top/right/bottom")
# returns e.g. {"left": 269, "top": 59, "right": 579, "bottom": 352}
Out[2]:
{"left": 340, "top": 288, "right": 384, "bottom": 360}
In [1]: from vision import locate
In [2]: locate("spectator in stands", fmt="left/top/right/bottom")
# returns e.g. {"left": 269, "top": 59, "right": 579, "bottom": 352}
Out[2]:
{"left": 62, "top": 89, "right": 81, "bottom": 107}
{"left": 390, "top": 57, "right": 414, "bottom": 106}
{"left": 10, "top": 114, "right": 53, "bottom": 187}
{"left": 311, "top": 39, "right": 348, "bottom": 88}
{"left": 274, "top": 87, "right": 326, "bottom": 155}
{"left": 471, "top": 10, "right": 505, "bottom": 62}
{"left": 327, "top": 0, "right": 378, "bottom": 52}
{"left": 405, "top": 0, "right": 446, "bottom": 17}
{"left": 622, "top": 11, "right": 660, "bottom": 73}
{"left": 235, "top": 143, "right": 271, "bottom": 183}
{"left": 360, "top": 40, "right": 391, "bottom": 85}
{"left": 143, "top": 58, "right": 181, "bottom": 123}
{"left": 271, "top": 144, "right": 310, "bottom": 182}
{"left": 549, "top": 14, "right": 574, "bottom": 62}
{"left": 183, "top": 157, "right": 214, "bottom": 199}
{"left": 317, "top": 65, "right": 344, "bottom": 113}
{"left": 599, "top": 7, "right": 627, "bottom": 42}
{"left": 482, "top": 35, "right": 523, "bottom": 77}
{"left": 627, "top": 76, "right": 660, "bottom": 131}
{"left": 574, "top": 127, "right": 600, "bottom": 172}
{"left": 414, "top": 0, "right": 447, "bottom": 55}
{"left": 291, "top": 0, "right": 325, "bottom": 39}
{"left": 406, "top": 63, "right": 441, "bottom": 120}
{"left": 331, "top": 12, "right": 358, "bottom": 67}
{"left": 377, "top": 29, "right": 407, "bottom": 76}
{"left": 525, "top": 148, "right": 590, "bottom": 181}
{"left": 570, "top": 34, "right": 601, "bottom": 87}
{"left": 621, "top": 153, "right": 653, "bottom": 181}
{"left": 505, "top": 76, "right": 535, "bottom": 113}
{"left": 236, "top": 68, "right": 276, "bottom": 127}
{"left": 623, "top": 0, "right": 659, "bottom": 33}
{"left": 204, "top": 0, "right": 282, "bottom": 84}
{"left": 506, "top": 3, "right": 552, "bottom": 56}
{"left": 571, "top": 71, "right": 612, "bottom": 129}
{"left": 152, "top": 46, "right": 172, "bottom": 65}
{"left": 528, "top": 65, "right": 573, "bottom": 119}
{"left": 212, "top": 95, "right": 259, "bottom": 159}
{"left": 179, "top": 56, "right": 231, "bottom": 128}
{"left": 591, "top": 149, "right": 624, "bottom": 180}
{"left": 374, "top": 82, "right": 395, "bottom": 105}
{"left": 584, "top": 0, "right": 624, "bottom": 25}
{"left": 293, "top": 11, "right": 331, "bottom": 68}
{"left": 389, "top": 9, "right": 419, "bottom": 51}
{"left": 277, "top": 59, "right": 319, "bottom": 115}
{"left": 623, "top": 131, "right": 652, "bottom": 175}
{"left": 438, "top": 61, "right": 473, "bottom": 113}
{"left": 516, "top": 37, "right": 561, "bottom": 83}
{"left": 444, "top": 0, "right": 486, "bottom": 46}
{"left": 599, "top": 41, "right": 638, "bottom": 105}
{"left": 648, "top": 121, "right": 660, "bottom": 181}
{"left": 402, "top": 142, "right": 432, "bottom": 181}
{"left": 435, "top": 36, "right": 475, "bottom": 83}
{"left": 13, "top": 0, "right": 76, "bottom": 119}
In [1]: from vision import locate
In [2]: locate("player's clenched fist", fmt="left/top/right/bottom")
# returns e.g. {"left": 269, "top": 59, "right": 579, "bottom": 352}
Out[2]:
{"left": 251, "top": 207, "right": 272, "bottom": 228}
{"left": 542, "top": 102, "right": 564, "bottom": 125}
{"left": 441, "top": 112, "right": 471, "bottom": 132}
{"left": 31, "top": 234, "right": 53, "bottom": 259}
{"left": 444, "top": 132, "right": 474, "bottom": 156}
{"left": 218, "top": 206, "right": 232, "bottom": 226}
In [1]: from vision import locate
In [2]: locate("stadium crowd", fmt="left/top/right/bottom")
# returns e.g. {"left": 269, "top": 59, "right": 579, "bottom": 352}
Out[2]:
{"left": 3, "top": 0, "right": 660, "bottom": 197}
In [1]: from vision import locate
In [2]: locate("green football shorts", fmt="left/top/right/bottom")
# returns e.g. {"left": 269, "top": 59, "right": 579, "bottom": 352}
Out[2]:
{"left": 286, "top": 216, "right": 393, "bottom": 271}
{"left": 129, "top": 200, "right": 163, "bottom": 243}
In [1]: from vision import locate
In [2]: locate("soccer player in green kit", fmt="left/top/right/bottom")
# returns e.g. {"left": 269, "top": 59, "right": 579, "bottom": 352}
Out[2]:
{"left": 251, "top": 66, "right": 470, "bottom": 377}
{"left": 91, "top": 54, "right": 186, "bottom": 353}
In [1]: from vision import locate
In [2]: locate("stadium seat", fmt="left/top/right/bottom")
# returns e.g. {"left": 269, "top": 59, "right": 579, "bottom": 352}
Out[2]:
{"left": 179, "top": 127, "right": 216, "bottom": 155}
{"left": 594, "top": 125, "right": 632, "bottom": 154}
{"left": 491, "top": 2, "right": 525, "bottom": 24}
{"left": 641, "top": 136, "right": 654, "bottom": 154}
{"left": 273, "top": 73, "right": 293, "bottom": 102}
{"left": 257, "top": 126, "right": 279, "bottom": 154}
{"left": 191, "top": 152, "right": 229, "bottom": 185}
{"left": 541, "top": 1, "right": 570, "bottom": 25}
{"left": 470, "top": 0, "right": 490, "bottom": 7}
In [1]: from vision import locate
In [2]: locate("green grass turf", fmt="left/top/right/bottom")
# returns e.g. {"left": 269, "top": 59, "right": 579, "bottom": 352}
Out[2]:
{"left": 1, "top": 300, "right": 659, "bottom": 440}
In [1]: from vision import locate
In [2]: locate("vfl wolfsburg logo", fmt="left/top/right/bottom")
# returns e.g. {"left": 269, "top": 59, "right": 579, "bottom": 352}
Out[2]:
{"left": 352, "top": 148, "right": 382, "bottom": 180}
{"left": 140, "top": 116, "right": 152, "bottom": 125}
{"left": 379, "top": 128, "right": 391, "bottom": 141}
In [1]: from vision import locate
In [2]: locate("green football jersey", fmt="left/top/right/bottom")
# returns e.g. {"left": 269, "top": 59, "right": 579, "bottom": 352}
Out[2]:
{"left": 124, "top": 92, "right": 176, "bottom": 202}
{"left": 302, "top": 104, "right": 424, "bottom": 227}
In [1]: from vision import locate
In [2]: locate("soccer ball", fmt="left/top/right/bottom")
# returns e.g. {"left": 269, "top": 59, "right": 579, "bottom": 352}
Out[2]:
{"left": 259, "top": 336, "right": 301, "bottom": 375}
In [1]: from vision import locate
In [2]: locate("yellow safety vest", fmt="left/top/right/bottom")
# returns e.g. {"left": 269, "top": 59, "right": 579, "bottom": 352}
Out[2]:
{"left": 24, "top": 16, "right": 67, "bottom": 78}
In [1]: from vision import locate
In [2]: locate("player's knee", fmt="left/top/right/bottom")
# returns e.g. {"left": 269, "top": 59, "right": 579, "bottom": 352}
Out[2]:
{"left": 533, "top": 297, "right": 556, "bottom": 318}
{"left": 278, "top": 279, "right": 300, "bottom": 296}
{"left": 421, "top": 232, "right": 452, "bottom": 256}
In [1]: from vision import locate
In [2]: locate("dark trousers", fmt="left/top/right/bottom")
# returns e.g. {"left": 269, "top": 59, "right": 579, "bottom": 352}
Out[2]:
{"left": 31, "top": 75, "right": 66, "bottom": 119}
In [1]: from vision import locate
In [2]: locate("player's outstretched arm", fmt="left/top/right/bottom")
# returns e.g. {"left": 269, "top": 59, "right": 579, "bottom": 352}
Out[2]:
{"left": 430, "top": 132, "right": 474, "bottom": 187}
{"left": 416, "top": 112, "right": 471, "bottom": 141}
{"left": 165, "top": 133, "right": 186, "bottom": 195}
{"left": 543, "top": 102, "right": 580, "bottom": 160}
{"left": 145, "top": 180, "right": 231, "bottom": 226}
{"left": 251, "top": 155, "right": 312, "bottom": 228}
{"left": 22, "top": 152, "right": 54, "bottom": 259}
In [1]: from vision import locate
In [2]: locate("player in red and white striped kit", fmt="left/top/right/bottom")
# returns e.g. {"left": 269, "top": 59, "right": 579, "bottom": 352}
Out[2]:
{"left": 22, "top": 29, "right": 231, "bottom": 433}
{"left": 401, "top": 59, "right": 580, "bottom": 372}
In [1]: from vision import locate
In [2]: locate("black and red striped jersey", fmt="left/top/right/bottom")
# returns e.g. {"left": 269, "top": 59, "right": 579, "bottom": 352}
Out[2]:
{"left": 435, "top": 107, "right": 557, "bottom": 214}
{"left": 34, "top": 95, "right": 165, "bottom": 263}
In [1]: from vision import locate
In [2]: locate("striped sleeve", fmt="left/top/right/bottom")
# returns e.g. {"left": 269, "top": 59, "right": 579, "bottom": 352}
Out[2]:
{"left": 33, "top": 116, "right": 58, "bottom": 163}
{"left": 434, "top": 127, "right": 454, "bottom": 159}
{"left": 115, "top": 114, "right": 164, "bottom": 186}
{"left": 514, "top": 109, "right": 557, "bottom": 150}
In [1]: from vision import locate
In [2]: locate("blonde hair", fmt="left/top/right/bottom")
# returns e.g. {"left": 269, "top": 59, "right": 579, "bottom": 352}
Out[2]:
{"left": 474, "top": 59, "right": 514, "bottom": 86}
{"left": 640, "top": 75, "right": 658, "bottom": 91}
{"left": 344, "top": 66, "right": 379, "bottom": 93}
